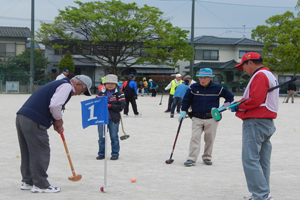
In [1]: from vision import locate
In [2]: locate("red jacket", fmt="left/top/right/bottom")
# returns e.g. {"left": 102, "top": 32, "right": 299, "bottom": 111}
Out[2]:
{"left": 235, "top": 67, "right": 277, "bottom": 120}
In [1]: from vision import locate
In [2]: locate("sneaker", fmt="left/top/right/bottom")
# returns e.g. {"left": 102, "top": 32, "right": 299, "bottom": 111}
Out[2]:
{"left": 243, "top": 194, "right": 273, "bottom": 200}
{"left": 96, "top": 155, "right": 105, "bottom": 160}
{"left": 110, "top": 156, "right": 118, "bottom": 160}
{"left": 31, "top": 185, "right": 60, "bottom": 193}
{"left": 265, "top": 194, "right": 274, "bottom": 200}
{"left": 123, "top": 114, "right": 128, "bottom": 117}
{"left": 203, "top": 159, "right": 213, "bottom": 165}
{"left": 177, "top": 111, "right": 180, "bottom": 114}
{"left": 170, "top": 114, "right": 174, "bottom": 118}
{"left": 164, "top": 109, "right": 170, "bottom": 113}
{"left": 135, "top": 113, "right": 142, "bottom": 117}
{"left": 21, "top": 182, "right": 32, "bottom": 190}
{"left": 184, "top": 159, "right": 195, "bottom": 167}
{"left": 243, "top": 195, "right": 252, "bottom": 200}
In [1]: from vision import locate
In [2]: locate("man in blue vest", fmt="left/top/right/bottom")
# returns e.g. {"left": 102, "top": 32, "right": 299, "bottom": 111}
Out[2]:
{"left": 16, "top": 75, "right": 92, "bottom": 193}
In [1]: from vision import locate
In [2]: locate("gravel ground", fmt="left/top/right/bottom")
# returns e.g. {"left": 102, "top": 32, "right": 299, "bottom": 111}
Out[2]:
{"left": 1, "top": 93, "right": 299, "bottom": 200}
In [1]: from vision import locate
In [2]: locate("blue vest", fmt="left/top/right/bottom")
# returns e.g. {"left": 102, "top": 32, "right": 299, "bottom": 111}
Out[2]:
{"left": 17, "top": 79, "right": 72, "bottom": 128}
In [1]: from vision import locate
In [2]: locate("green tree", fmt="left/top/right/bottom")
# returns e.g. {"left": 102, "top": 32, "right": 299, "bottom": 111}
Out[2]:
{"left": 36, "top": 0, "right": 193, "bottom": 74}
{"left": 0, "top": 49, "right": 49, "bottom": 81}
{"left": 57, "top": 51, "right": 75, "bottom": 72}
{"left": 251, "top": 8, "right": 300, "bottom": 74}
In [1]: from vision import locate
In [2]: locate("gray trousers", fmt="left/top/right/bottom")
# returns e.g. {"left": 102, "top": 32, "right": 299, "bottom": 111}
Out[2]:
{"left": 16, "top": 114, "right": 51, "bottom": 189}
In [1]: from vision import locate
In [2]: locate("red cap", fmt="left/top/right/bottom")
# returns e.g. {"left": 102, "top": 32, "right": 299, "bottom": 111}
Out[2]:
{"left": 235, "top": 52, "right": 262, "bottom": 70}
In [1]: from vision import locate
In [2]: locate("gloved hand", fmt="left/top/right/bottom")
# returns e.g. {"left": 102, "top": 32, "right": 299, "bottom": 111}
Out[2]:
{"left": 223, "top": 102, "right": 231, "bottom": 108}
{"left": 134, "top": 95, "right": 138, "bottom": 100}
{"left": 178, "top": 111, "right": 186, "bottom": 122}
{"left": 230, "top": 102, "right": 238, "bottom": 112}
{"left": 107, "top": 104, "right": 111, "bottom": 108}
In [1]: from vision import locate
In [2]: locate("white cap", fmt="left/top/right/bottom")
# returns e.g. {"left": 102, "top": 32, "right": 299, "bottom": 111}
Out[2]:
{"left": 75, "top": 75, "right": 92, "bottom": 96}
{"left": 175, "top": 74, "right": 182, "bottom": 78}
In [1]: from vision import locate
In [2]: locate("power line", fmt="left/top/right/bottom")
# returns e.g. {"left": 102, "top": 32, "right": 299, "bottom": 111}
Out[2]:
{"left": 0, "top": 16, "right": 53, "bottom": 23}
{"left": 158, "top": 0, "right": 295, "bottom": 9}
{"left": 0, "top": 0, "right": 22, "bottom": 17}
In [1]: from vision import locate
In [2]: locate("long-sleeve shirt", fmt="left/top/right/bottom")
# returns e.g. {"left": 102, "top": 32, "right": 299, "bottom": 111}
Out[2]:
{"left": 49, "top": 83, "right": 75, "bottom": 120}
{"left": 235, "top": 67, "right": 278, "bottom": 120}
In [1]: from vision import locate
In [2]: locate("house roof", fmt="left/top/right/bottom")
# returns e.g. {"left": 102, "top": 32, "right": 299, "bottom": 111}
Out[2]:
{"left": 185, "top": 59, "right": 238, "bottom": 70}
{"left": 189, "top": 35, "right": 264, "bottom": 46}
{"left": 0, "top": 26, "right": 31, "bottom": 38}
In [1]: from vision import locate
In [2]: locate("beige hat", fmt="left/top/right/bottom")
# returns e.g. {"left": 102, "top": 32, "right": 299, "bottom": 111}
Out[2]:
{"left": 104, "top": 74, "right": 118, "bottom": 85}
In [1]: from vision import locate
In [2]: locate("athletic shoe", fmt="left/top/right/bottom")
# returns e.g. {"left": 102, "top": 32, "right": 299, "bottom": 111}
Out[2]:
{"left": 123, "top": 114, "right": 128, "bottom": 117}
{"left": 243, "top": 194, "right": 273, "bottom": 200}
{"left": 31, "top": 185, "right": 60, "bottom": 193}
{"left": 203, "top": 159, "right": 213, "bottom": 165}
{"left": 265, "top": 195, "right": 274, "bottom": 200}
{"left": 170, "top": 114, "right": 174, "bottom": 118}
{"left": 21, "top": 182, "right": 32, "bottom": 190}
{"left": 96, "top": 155, "right": 105, "bottom": 160}
{"left": 164, "top": 109, "right": 170, "bottom": 113}
{"left": 177, "top": 111, "right": 180, "bottom": 114}
{"left": 135, "top": 113, "right": 142, "bottom": 117}
{"left": 243, "top": 195, "right": 252, "bottom": 200}
{"left": 110, "top": 156, "right": 118, "bottom": 160}
{"left": 184, "top": 159, "right": 195, "bottom": 167}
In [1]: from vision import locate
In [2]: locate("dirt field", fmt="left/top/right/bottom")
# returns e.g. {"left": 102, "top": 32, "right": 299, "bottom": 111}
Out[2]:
{"left": 1, "top": 94, "right": 299, "bottom": 200}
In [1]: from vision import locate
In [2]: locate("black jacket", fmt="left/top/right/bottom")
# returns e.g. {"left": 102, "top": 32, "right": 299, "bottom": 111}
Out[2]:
{"left": 97, "top": 88, "right": 126, "bottom": 123}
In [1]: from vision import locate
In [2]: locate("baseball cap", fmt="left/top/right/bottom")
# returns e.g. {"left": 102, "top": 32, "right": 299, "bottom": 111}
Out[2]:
{"left": 62, "top": 69, "right": 69, "bottom": 73}
{"left": 235, "top": 52, "right": 262, "bottom": 70}
{"left": 75, "top": 75, "right": 92, "bottom": 96}
{"left": 128, "top": 74, "right": 135, "bottom": 79}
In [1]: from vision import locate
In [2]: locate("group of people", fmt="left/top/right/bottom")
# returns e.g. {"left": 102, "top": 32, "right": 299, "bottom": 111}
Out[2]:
{"left": 16, "top": 52, "right": 280, "bottom": 200}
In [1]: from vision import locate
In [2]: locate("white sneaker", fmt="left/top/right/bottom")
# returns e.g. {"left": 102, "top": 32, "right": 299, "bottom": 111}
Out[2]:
{"left": 123, "top": 114, "right": 128, "bottom": 117}
{"left": 265, "top": 194, "right": 274, "bottom": 200}
{"left": 244, "top": 195, "right": 252, "bottom": 200}
{"left": 244, "top": 194, "right": 273, "bottom": 200}
{"left": 21, "top": 182, "right": 32, "bottom": 190}
{"left": 31, "top": 185, "right": 61, "bottom": 193}
{"left": 135, "top": 113, "right": 142, "bottom": 117}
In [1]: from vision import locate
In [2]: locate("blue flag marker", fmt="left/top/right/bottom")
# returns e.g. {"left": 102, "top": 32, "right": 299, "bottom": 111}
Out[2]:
{"left": 81, "top": 96, "right": 108, "bottom": 129}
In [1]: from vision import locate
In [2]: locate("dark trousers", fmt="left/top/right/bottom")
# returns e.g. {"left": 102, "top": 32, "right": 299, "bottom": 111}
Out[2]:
{"left": 167, "top": 94, "right": 180, "bottom": 112}
{"left": 151, "top": 89, "right": 156, "bottom": 97}
{"left": 16, "top": 114, "right": 50, "bottom": 189}
{"left": 124, "top": 94, "right": 139, "bottom": 115}
{"left": 171, "top": 97, "right": 183, "bottom": 115}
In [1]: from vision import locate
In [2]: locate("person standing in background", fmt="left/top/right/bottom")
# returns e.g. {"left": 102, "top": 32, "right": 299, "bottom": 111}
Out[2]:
{"left": 285, "top": 81, "right": 296, "bottom": 103}
{"left": 164, "top": 74, "right": 182, "bottom": 113}
{"left": 121, "top": 74, "right": 141, "bottom": 117}
{"left": 55, "top": 69, "right": 69, "bottom": 80}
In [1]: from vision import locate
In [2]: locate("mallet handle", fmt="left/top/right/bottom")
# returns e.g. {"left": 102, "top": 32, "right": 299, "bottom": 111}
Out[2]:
{"left": 60, "top": 132, "right": 76, "bottom": 177}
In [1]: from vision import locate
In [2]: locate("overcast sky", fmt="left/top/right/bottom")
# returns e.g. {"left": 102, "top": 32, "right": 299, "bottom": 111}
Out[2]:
{"left": 0, "top": 0, "right": 299, "bottom": 39}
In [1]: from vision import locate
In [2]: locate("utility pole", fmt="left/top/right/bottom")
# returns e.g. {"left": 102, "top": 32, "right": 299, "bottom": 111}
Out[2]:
{"left": 189, "top": 0, "right": 195, "bottom": 79}
{"left": 30, "top": 0, "right": 35, "bottom": 93}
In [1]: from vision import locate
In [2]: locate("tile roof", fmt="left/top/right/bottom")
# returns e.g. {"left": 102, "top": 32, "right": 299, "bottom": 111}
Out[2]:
{"left": 185, "top": 59, "right": 238, "bottom": 69}
{"left": 0, "top": 26, "right": 31, "bottom": 38}
{"left": 189, "top": 35, "right": 264, "bottom": 46}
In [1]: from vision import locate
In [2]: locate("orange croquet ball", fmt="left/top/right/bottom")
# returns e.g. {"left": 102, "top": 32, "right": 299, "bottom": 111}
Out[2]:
{"left": 131, "top": 178, "right": 136, "bottom": 183}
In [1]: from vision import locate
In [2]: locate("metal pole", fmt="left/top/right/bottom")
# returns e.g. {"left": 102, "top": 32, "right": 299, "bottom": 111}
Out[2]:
{"left": 30, "top": 0, "right": 35, "bottom": 93}
{"left": 189, "top": 0, "right": 195, "bottom": 79}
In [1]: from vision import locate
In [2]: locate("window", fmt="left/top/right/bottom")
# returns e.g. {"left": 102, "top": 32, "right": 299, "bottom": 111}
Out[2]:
{"left": 0, "top": 43, "right": 16, "bottom": 57}
{"left": 203, "top": 50, "right": 218, "bottom": 60}
{"left": 239, "top": 50, "right": 262, "bottom": 58}
{"left": 194, "top": 50, "right": 218, "bottom": 60}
